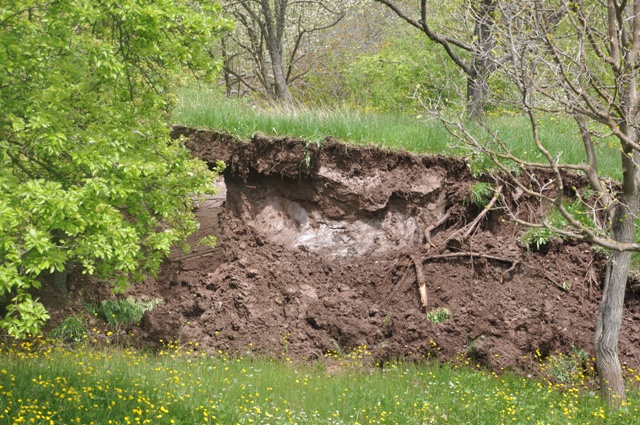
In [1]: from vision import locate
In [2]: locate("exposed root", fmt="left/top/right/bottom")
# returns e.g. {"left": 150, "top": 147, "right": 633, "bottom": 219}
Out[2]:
{"left": 384, "top": 257, "right": 410, "bottom": 295}
{"left": 411, "top": 251, "right": 519, "bottom": 309}
{"left": 462, "top": 185, "right": 503, "bottom": 240}
{"left": 424, "top": 251, "right": 517, "bottom": 267}
{"left": 584, "top": 258, "right": 599, "bottom": 301}
{"left": 523, "top": 261, "right": 568, "bottom": 292}
{"left": 424, "top": 211, "right": 451, "bottom": 247}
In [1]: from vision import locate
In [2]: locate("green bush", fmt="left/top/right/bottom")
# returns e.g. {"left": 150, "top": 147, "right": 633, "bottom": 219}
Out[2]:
{"left": 50, "top": 315, "right": 88, "bottom": 342}
{"left": 86, "top": 297, "right": 164, "bottom": 327}
{"left": 0, "top": 0, "right": 229, "bottom": 338}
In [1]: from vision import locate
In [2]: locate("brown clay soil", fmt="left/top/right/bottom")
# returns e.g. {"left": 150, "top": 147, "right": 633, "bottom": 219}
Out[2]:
{"left": 40, "top": 126, "right": 640, "bottom": 375}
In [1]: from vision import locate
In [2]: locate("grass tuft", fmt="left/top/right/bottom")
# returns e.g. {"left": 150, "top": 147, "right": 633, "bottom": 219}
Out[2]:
{"left": 426, "top": 307, "right": 452, "bottom": 325}
{"left": 50, "top": 315, "right": 88, "bottom": 343}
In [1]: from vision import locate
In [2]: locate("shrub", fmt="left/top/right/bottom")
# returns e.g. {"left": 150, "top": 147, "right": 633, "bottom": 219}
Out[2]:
{"left": 86, "top": 297, "right": 164, "bottom": 327}
{"left": 50, "top": 315, "right": 88, "bottom": 342}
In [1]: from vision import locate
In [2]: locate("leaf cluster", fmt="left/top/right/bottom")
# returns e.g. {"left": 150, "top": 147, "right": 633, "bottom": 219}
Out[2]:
{"left": 469, "top": 182, "right": 494, "bottom": 208}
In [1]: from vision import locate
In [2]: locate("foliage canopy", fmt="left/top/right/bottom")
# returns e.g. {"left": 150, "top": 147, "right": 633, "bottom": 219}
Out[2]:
{"left": 0, "top": 0, "right": 231, "bottom": 337}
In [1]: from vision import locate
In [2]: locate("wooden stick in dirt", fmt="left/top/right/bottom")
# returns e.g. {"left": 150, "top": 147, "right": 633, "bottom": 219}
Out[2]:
{"left": 410, "top": 254, "right": 428, "bottom": 310}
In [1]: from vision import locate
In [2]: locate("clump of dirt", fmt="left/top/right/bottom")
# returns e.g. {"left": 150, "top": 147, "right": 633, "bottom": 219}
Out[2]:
{"left": 41, "top": 127, "right": 640, "bottom": 375}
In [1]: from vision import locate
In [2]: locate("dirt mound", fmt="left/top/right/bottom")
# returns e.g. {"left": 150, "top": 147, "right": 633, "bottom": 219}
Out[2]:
{"left": 45, "top": 127, "right": 640, "bottom": 375}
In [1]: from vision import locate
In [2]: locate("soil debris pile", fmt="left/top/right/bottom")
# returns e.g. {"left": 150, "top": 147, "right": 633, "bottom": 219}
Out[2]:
{"left": 50, "top": 127, "right": 640, "bottom": 374}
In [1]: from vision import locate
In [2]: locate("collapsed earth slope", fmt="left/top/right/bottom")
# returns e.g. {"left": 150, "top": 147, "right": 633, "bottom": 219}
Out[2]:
{"left": 54, "top": 127, "right": 640, "bottom": 374}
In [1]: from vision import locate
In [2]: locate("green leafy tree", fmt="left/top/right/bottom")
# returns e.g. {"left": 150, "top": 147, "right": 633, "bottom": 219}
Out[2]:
{"left": 0, "top": 0, "right": 231, "bottom": 337}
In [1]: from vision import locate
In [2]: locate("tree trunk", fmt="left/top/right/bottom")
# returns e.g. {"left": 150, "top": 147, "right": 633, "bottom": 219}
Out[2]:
{"left": 51, "top": 229, "right": 69, "bottom": 298}
{"left": 467, "top": 73, "right": 488, "bottom": 122}
{"left": 261, "top": 0, "right": 294, "bottom": 107}
{"left": 467, "top": 0, "right": 496, "bottom": 121}
{"left": 595, "top": 251, "right": 629, "bottom": 407}
{"left": 270, "top": 48, "right": 293, "bottom": 106}
{"left": 594, "top": 148, "right": 639, "bottom": 407}
{"left": 52, "top": 268, "right": 69, "bottom": 299}
{"left": 221, "top": 37, "right": 233, "bottom": 97}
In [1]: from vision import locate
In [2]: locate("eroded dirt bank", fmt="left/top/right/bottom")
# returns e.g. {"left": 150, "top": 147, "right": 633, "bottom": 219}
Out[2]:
{"left": 54, "top": 127, "right": 640, "bottom": 374}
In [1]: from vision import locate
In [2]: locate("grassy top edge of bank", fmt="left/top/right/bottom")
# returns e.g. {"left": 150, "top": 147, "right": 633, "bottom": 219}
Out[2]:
{"left": 173, "top": 87, "right": 622, "bottom": 180}
{"left": 173, "top": 87, "right": 453, "bottom": 154}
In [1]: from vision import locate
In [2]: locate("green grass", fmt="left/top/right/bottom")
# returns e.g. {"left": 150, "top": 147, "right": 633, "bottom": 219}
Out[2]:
{"left": 1, "top": 339, "right": 640, "bottom": 425}
{"left": 173, "top": 87, "right": 622, "bottom": 179}
{"left": 173, "top": 87, "right": 455, "bottom": 154}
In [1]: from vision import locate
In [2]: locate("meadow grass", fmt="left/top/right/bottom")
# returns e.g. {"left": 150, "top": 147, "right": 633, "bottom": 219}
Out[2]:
{"left": 173, "top": 87, "right": 454, "bottom": 154}
{"left": 1, "top": 337, "right": 640, "bottom": 425}
{"left": 173, "top": 87, "right": 622, "bottom": 179}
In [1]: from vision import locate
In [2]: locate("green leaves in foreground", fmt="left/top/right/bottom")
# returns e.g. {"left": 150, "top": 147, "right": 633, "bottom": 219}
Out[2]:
{"left": 0, "top": 0, "right": 232, "bottom": 337}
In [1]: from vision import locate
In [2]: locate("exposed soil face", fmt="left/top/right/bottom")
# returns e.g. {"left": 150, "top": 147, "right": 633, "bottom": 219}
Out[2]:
{"left": 42, "top": 127, "right": 640, "bottom": 375}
